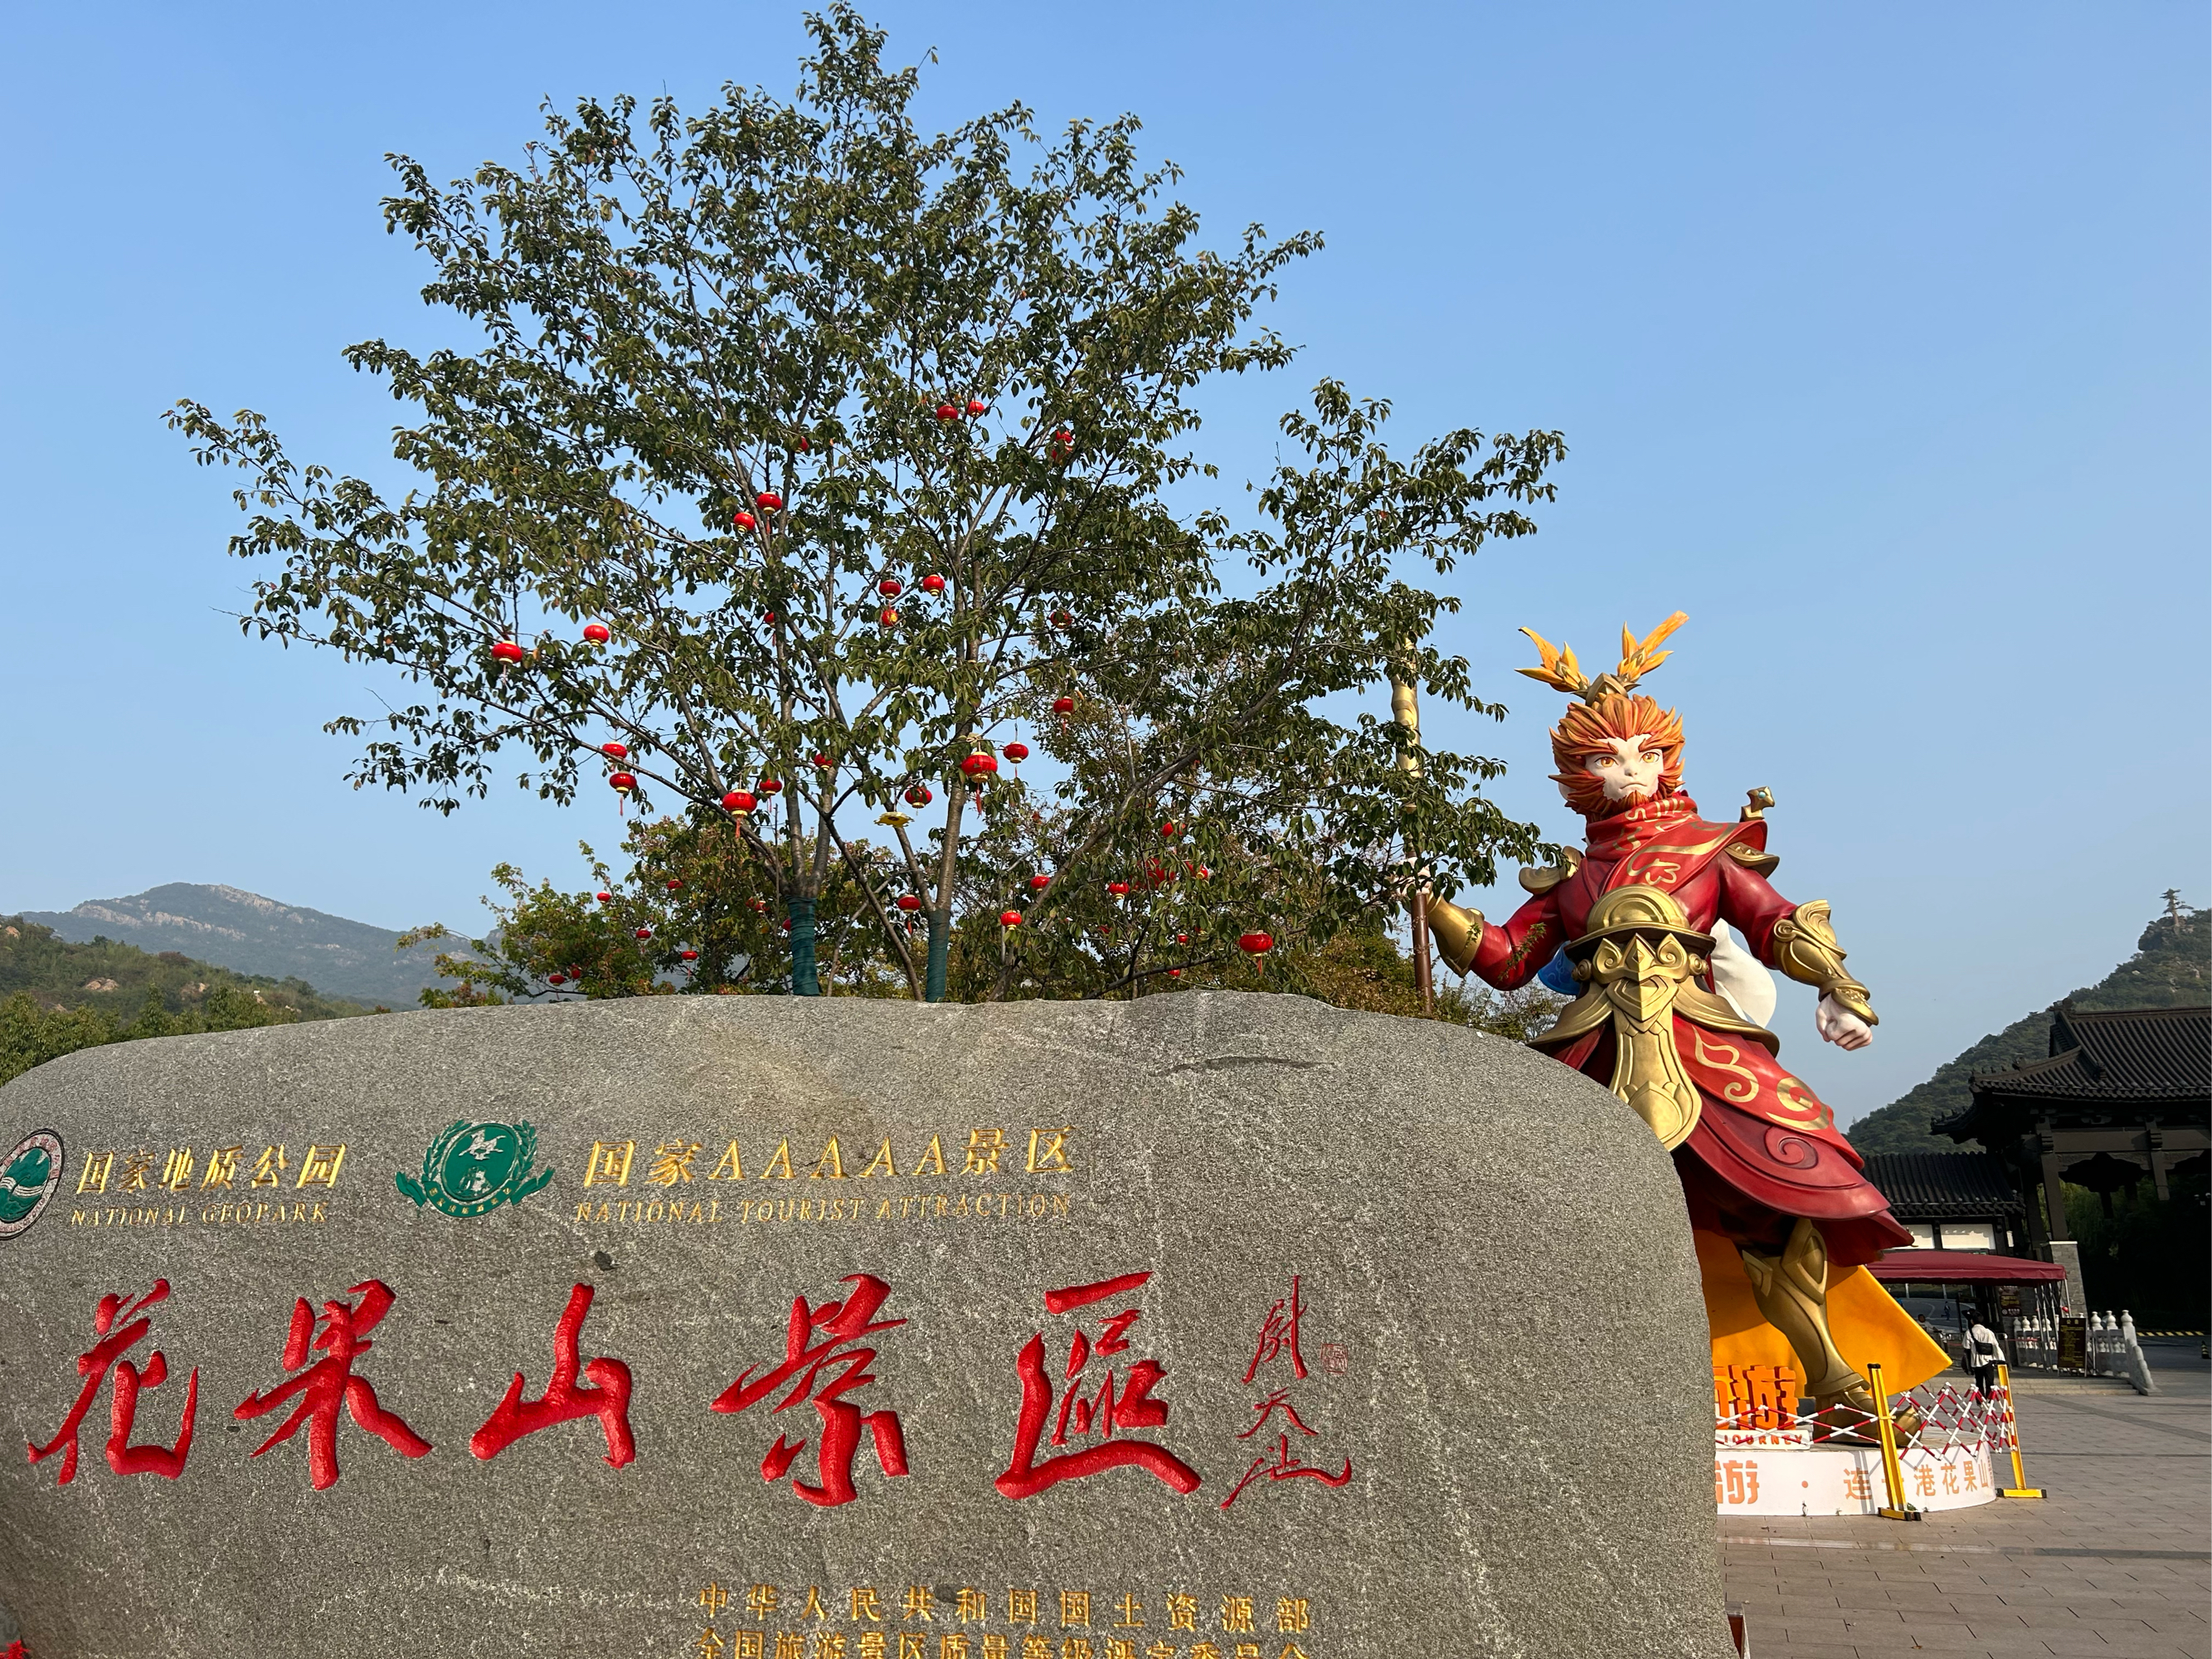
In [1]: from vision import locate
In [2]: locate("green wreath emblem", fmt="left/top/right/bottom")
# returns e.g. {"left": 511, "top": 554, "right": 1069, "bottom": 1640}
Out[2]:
{"left": 396, "top": 1119, "right": 554, "bottom": 1219}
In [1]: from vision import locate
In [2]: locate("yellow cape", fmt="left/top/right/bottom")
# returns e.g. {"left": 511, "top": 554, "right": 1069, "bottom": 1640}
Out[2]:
{"left": 1696, "top": 1228, "right": 1950, "bottom": 1394}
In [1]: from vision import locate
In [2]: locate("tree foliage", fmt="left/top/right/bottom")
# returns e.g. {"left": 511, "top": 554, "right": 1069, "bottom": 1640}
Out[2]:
{"left": 169, "top": 7, "right": 1563, "bottom": 1001}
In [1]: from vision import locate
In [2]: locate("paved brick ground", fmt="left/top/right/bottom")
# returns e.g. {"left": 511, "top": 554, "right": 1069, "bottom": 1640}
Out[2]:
{"left": 1720, "top": 1340, "right": 2210, "bottom": 1658}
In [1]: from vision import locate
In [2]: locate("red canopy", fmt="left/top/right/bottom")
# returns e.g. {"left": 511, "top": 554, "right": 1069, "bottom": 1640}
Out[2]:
{"left": 1867, "top": 1249, "right": 2067, "bottom": 1286}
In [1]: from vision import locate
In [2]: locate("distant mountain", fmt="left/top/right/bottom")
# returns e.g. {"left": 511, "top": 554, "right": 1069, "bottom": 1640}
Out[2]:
{"left": 17, "top": 883, "right": 445, "bottom": 1009}
{"left": 1848, "top": 902, "right": 2210, "bottom": 1156}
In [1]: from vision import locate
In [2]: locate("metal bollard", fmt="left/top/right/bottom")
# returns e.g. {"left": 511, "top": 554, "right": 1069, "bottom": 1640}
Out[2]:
{"left": 1866, "top": 1362, "right": 1921, "bottom": 1522}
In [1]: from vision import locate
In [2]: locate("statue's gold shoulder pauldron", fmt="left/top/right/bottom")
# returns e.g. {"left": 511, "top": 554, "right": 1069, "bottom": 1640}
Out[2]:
{"left": 1724, "top": 840, "right": 1780, "bottom": 878}
{"left": 1519, "top": 848, "right": 1585, "bottom": 895}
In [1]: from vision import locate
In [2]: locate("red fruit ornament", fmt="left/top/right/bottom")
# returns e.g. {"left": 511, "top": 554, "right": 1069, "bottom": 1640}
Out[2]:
{"left": 935, "top": 402, "right": 958, "bottom": 421}
{"left": 966, "top": 399, "right": 986, "bottom": 417}
{"left": 600, "top": 742, "right": 629, "bottom": 760}
{"left": 608, "top": 772, "right": 636, "bottom": 792}
{"left": 756, "top": 492, "right": 783, "bottom": 511}
{"left": 1029, "top": 873, "right": 1050, "bottom": 891}
{"left": 905, "top": 783, "right": 933, "bottom": 807}
{"left": 757, "top": 777, "right": 783, "bottom": 795}
{"left": 1239, "top": 932, "right": 1274, "bottom": 956}
{"left": 583, "top": 623, "right": 611, "bottom": 644}
{"left": 1052, "top": 695, "right": 1075, "bottom": 717}
{"left": 491, "top": 640, "right": 526, "bottom": 664}
{"left": 897, "top": 894, "right": 922, "bottom": 912}
{"left": 999, "top": 910, "right": 1022, "bottom": 928}
{"left": 596, "top": 891, "right": 613, "bottom": 903}
{"left": 722, "top": 790, "right": 756, "bottom": 813}
{"left": 734, "top": 510, "right": 756, "bottom": 530}
{"left": 1003, "top": 742, "right": 1029, "bottom": 762}
{"left": 921, "top": 573, "right": 946, "bottom": 594}
{"left": 960, "top": 752, "right": 999, "bottom": 778}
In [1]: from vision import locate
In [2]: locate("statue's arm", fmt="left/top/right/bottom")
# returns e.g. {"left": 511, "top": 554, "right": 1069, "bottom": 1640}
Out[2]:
{"left": 1427, "top": 888, "right": 1562, "bottom": 990}
{"left": 1715, "top": 854, "right": 1876, "bottom": 1029}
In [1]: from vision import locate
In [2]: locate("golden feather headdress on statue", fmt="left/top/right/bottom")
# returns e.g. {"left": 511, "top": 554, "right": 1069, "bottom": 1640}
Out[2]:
{"left": 1516, "top": 611, "right": 1688, "bottom": 705}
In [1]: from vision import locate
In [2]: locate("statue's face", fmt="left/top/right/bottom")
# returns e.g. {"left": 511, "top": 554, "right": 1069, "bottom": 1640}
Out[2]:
{"left": 1572, "top": 734, "right": 1669, "bottom": 805}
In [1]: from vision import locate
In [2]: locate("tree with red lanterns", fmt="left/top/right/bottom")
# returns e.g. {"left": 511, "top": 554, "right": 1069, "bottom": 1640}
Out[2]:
{"left": 168, "top": 8, "right": 1560, "bottom": 1002}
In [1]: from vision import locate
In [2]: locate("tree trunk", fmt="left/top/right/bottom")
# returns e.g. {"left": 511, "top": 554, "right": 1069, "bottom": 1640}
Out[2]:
{"left": 788, "top": 897, "right": 820, "bottom": 996}
{"left": 925, "top": 910, "right": 950, "bottom": 1003}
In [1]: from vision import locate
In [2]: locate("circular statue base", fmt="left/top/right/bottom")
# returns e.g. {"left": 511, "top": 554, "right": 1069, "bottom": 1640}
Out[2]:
{"left": 1714, "top": 1374, "right": 2012, "bottom": 1515}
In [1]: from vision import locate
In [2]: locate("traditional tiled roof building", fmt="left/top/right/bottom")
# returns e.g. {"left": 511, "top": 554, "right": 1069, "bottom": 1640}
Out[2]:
{"left": 1935, "top": 1003, "right": 2210, "bottom": 1311}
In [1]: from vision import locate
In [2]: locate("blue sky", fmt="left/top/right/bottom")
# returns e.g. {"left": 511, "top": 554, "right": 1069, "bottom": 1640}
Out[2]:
{"left": 2, "top": 2, "right": 2204, "bottom": 1121}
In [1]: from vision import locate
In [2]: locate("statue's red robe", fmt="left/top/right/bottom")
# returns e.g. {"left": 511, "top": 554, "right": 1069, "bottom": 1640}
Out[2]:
{"left": 1467, "top": 791, "right": 1908, "bottom": 1265}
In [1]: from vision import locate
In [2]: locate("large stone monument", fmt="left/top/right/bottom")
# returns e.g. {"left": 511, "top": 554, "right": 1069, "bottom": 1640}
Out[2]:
{"left": 0, "top": 993, "right": 1733, "bottom": 1657}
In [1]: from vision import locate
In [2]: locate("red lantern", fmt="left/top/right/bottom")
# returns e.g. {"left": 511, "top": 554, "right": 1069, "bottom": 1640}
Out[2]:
{"left": 749, "top": 898, "right": 768, "bottom": 913}
{"left": 756, "top": 492, "right": 782, "bottom": 511}
{"left": 878, "top": 578, "right": 902, "bottom": 597}
{"left": 1169, "top": 968, "right": 1183, "bottom": 979}
{"left": 1003, "top": 742, "right": 1029, "bottom": 762}
{"left": 1050, "top": 610, "right": 1072, "bottom": 627}
{"left": 1196, "top": 865, "right": 1212, "bottom": 879}
{"left": 1239, "top": 932, "right": 1274, "bottom": 955}
{"left": 758, "top": 777, "right": 783, "bottom": 795}
{"left": 548, "top": 971, "right": 566, "bottom": 985}
{"left": 1145, "top": 864, "right": 1169, "bottom": 885}
{"left": 921, "top": 573, "right": 946, "bottom": 594}
{"left": 960, "top": 752, "right": 999, "bottom": 778}
{"left": 905, "top": 783, "right": 933, "bottom": 807}
{"left": 600, "top": 742, "right": 629, "bottom": 759}
{"left": 491, "top": 640, "right": 525, "bottom": 664}
{"left": 734, "top": 510, "right": 756, "bottom": 530}
{"left": 1052, "top": 695, "right": 1075, "bottom": 716}
{"left": 596, "top": 891, "right": 612, "bottom": 903}
{"left": 722, "top": 790, "right": 756, "bottom": 813}
{"left": 878, "top": 607, "right": 899, "bottom": 627}
{"left": 780, "top": 918, "right": 792, "bottom": 932}
{"left": 569, "top": 966, "right": 584, "bottom": 979}
{"left": 635, "top": 927, "right": 654, "bottom": 941}
{"left": 680, "top": 948, "right": 699, "bottom": 961}
{"left": 1107, "top": 881, "right": 1130, "bottom": 897}
{"left": 608, "top": 771, "right": 636, "bottom": 792}
{"left": 1029, "top": 873, "right": 1050, "bottom": 891}
{"left": 761, "top": 610, "right": 775, "bottom": 624}
{"left": 935, "top": 402, "right": 958, "bottom": 421}
{"left": 967, "top": 399, "right": 986, "bottom": 416}
{"left": 582, "top": 623, "right": 610, "bottom": 644}
{"left": 897, "top": 894, "right": 922, "bottom": 912}
{"left": 1159, "top": 821, "right": 1177, "bottom": 838}
{"left": 665, "top": 878, "right": 683, "bottom": 892}
{"left": 999, "top": 909, "right": 1022, "bottom": 927}
{"left": 1175, "top": 932, "right": 1189, "bottom": 945}
{"left": 812, "top": 753, "right": 832, "bottom": 769}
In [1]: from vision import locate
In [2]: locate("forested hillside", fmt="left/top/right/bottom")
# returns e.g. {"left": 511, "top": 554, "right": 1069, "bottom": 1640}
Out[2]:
{"left": 1849, "top": 902, "right": 2207, "bottom": 1155}
{"left": 0, "top": 917, "right": 370, "bottom": 1088}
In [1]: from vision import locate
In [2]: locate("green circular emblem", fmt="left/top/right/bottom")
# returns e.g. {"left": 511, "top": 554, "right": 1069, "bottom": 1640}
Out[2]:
{"left": 396, "top": 1120, "right": 553, "bottom": 1219}
{"left": 0, "top": 1131, "right": 65, "bottom": 1242}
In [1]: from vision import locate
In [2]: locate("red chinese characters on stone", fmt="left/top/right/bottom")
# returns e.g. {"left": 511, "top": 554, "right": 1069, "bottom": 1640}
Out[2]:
{"left": 712, "top": 1272, "right": 909, "bottom": 1506}
{"left": 27, "top": 1280, "right": 199, "bottom": 1485}
{"left": 471, "top": 1283, "right": 634, "bottom": 1467}
{"left": 1221, "top": 1274, "right": 1352, "bottom": 1511}
{"left": 234, "top": 1279, "right": 433, "bottom": 1489}
{"left": 995, "top": 1269, "right": 1202, "bottom": 1501}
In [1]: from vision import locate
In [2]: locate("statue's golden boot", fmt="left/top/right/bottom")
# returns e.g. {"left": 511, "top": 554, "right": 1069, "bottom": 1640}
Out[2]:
{"left": 1740, "top": 1219, "right": 1917, "bottom": 1443}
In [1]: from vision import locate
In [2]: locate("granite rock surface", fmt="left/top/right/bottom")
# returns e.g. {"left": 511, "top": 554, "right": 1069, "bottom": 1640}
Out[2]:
{"left": 0, "top": 992, "right": 1730, "bottom": 1657}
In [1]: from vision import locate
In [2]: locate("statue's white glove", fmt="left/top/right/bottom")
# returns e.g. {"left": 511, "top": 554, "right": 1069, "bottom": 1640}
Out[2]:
{"left": 1816, "top": 995, "right": 1873, "bottom": 1051}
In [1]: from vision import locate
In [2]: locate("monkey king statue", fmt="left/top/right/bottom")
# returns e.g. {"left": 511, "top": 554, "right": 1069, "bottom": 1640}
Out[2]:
{"left": 1428, "top": 614, "right": 1946, "bottom": 1426}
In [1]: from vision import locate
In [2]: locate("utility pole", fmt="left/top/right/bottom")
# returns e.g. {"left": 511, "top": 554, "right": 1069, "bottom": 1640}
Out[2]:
{"left": 1389, "top": 661, "right": 1435, "bottom": 1016}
